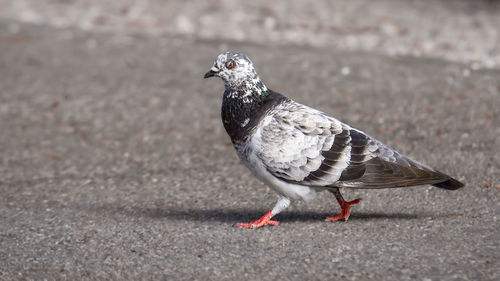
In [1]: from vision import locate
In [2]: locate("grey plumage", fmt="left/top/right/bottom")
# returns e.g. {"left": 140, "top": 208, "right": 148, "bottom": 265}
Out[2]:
{"left": 204, "top": 51, "right": 464, "bottom": 229}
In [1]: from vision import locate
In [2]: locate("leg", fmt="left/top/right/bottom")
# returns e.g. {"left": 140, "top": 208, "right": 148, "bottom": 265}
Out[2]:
{"left": 325, "top": 189, "right": 361, "bottom": 222}
{"left": 237, "top": 196, "right": 291, "bottom": 229}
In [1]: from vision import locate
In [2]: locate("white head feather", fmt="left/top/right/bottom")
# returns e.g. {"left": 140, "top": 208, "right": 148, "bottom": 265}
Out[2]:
{"left": 206, "top": 51, "right": 266, "bottom": 92}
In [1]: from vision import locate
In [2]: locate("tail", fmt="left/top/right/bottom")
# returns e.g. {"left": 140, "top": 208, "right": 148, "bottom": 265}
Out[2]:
{"left": 432, "top": 177, "right": 464, "bottom": 190}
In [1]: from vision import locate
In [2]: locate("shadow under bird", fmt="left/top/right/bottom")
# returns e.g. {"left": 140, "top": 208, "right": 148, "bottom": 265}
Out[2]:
{"left": 204, "top": 51, "right": 464, "bottom": 229}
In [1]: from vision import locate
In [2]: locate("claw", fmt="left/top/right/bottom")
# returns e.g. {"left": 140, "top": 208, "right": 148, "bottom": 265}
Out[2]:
{"left": 236, "top": 210, "right": 279, "bottom": 229}
{"left": 325, "top": 198, "right": 361, "bottom": 222}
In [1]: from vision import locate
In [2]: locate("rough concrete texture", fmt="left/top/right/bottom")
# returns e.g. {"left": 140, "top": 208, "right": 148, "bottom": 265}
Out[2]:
{"left": 0, "top": 6, "right": 499, "bottom": 281}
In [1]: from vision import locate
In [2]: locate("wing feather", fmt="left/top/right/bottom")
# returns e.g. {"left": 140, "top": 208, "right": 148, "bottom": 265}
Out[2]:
{"left": 256, "top": 100, "right": 451, "bottom": 189}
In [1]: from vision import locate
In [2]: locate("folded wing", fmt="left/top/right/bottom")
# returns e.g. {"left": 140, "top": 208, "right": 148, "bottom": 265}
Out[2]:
{"left": 257, "top": 101, "right": 453, "bottom": 189}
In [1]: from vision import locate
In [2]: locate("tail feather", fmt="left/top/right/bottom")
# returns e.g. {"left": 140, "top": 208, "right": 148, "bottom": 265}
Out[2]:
{"left": 432, "top": 177, "right": 464, "bottom": 190}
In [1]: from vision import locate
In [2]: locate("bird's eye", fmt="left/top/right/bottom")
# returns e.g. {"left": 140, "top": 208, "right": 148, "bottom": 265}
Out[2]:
{"left": 226, "top": 60, "right": 235, "bottom": 69}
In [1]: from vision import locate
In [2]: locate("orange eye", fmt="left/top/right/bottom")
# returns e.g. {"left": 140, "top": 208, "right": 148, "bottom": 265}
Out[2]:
{"left": 226, "top": 60, "right": 235, "bottom": 69}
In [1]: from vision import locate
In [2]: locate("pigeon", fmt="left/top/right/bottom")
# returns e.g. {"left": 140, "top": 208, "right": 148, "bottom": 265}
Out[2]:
{"left": 204, "top": 51, "right": 464, "bottom": 229}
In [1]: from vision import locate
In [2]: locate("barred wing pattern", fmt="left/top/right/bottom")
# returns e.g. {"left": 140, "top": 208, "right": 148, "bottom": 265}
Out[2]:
{"left": 257, "top": 101, "right": 450, "bottom": 189}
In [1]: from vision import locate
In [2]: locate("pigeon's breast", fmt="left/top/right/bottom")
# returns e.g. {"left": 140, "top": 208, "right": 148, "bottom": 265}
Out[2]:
{"left": 237, "top": 116, "right": 318, "bottom": 201}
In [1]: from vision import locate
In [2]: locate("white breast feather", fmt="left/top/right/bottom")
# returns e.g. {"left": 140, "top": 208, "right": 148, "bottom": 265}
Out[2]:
{"left": 236, "top": 114, "right": 318, "bottom": 201}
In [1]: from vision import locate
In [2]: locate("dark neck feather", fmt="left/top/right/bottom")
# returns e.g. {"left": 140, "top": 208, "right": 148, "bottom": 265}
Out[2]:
{"left": 221, "top": 88, "right": 286, "bottom": 144}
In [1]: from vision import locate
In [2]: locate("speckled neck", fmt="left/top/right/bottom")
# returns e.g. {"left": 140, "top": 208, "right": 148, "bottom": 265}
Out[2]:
{"left": 224, "top": 74, "right": 270, "bottom": 103}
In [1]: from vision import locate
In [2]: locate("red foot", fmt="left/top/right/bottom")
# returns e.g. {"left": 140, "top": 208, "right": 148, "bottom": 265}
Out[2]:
{"left": 325, "top": 198, "right": 361, "bottom": 222}
{"left": 236, "top": 210, "right": 279, "bottom": 229}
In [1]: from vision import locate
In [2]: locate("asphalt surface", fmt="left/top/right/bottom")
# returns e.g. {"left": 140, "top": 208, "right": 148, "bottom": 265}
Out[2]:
{"left": 0, "top": 22, "right": 499, "bottom": 280}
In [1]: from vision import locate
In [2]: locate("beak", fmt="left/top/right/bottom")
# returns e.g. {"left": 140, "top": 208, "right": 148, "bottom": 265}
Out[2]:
{"left": 204, "top": 68, "right": 218, "bottom": 79}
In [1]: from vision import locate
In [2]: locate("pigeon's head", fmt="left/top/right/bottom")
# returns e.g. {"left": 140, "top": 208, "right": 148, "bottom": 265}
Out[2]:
{"left": 204, "top": 51, "right": 259, "bottom": 89}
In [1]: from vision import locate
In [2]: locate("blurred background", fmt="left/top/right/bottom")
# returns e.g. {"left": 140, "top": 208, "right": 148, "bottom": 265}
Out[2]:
{"left": 1, "top": 1, "right": 499, "bottom": 280}
{"left": 1, "top": 0, "right": 499, "bottom": 68}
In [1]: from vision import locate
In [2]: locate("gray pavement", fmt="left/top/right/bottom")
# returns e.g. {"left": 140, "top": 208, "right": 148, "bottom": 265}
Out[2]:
{"left": 0, "top": 21, "right": 499, "bottom": 280}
